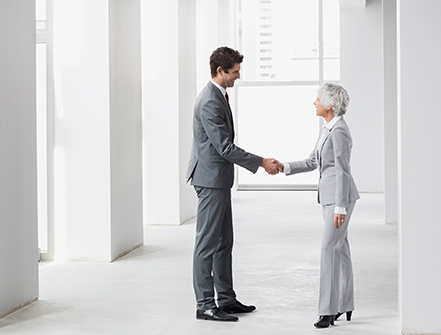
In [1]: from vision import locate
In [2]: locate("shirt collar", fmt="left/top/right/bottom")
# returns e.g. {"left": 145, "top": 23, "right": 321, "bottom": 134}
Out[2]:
{"left": 210, "top": 79, "right": 227, "bottom": 97}
{"left": 323, "top": 115, "right": 342, "bottom": 131}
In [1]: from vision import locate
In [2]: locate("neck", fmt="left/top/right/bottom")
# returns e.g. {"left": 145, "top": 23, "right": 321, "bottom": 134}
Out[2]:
{"left": 212, "top": 76, "right": 226, "bottom": 89}
{"left": 324, "top": 113, "right": 334, "bottom": 123}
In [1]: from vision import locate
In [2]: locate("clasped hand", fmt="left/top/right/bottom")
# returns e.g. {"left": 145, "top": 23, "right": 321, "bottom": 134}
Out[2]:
{"left": 261, "top": 158, "right": 284, "bottom": 175}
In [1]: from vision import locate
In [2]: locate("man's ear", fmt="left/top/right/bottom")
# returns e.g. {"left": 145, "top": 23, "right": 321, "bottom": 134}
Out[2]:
{"left": 217, "top": 66, "right": 223, "bottom": 75}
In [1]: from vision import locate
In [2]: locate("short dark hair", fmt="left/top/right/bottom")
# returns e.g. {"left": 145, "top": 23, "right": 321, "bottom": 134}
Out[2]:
{"left": 210, "top": 46, "right": 244, "bottom": 78}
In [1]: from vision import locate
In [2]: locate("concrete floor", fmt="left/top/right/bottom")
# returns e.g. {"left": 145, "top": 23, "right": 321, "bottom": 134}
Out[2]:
{"left": 0, "top": 191, "right": 399, "bottom": 335}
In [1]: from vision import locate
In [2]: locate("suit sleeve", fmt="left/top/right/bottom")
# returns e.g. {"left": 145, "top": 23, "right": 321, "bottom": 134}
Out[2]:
{"left": 331, "top": 127, "right": 352, "bottom": 208}
{"left": 200, "top": 99, "right": 262, "bottom": 173}
{"left": 285, "top": 147, "right": 318, "bottom": 175}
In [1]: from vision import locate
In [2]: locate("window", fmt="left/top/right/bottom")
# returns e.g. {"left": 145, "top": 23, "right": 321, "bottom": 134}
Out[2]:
{"left": 234, "top": 0, "right": 340, "bottom": 188}
{"left": 237, "top": 0, "right": 340, "bottom": 82}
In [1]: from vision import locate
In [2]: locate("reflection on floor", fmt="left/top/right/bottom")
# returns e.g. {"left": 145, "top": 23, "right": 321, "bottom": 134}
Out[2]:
{"left": 0, "top": 191, "right": 399, "bottom": 335}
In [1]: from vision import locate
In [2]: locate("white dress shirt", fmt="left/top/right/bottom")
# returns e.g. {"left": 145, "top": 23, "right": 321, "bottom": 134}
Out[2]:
{"left": 283, "top": 116, "right": 346, "bottom": 215}
{"left": 210, "top": 79, "right": 228, "bottom": 102}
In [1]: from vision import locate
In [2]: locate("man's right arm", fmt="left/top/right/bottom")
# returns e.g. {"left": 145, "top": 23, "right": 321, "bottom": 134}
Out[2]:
{"left": 200, "top": 102, "right": 277, "bottom": 174}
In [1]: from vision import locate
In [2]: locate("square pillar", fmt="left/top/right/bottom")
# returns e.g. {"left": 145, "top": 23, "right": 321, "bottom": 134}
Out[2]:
{"left": 47, "top": 0, "right": 143, "bottom": 261}
{"left": 0, "top": 0, "right": 39, "bottom": 317}
{"left": 141, "top": 0, "right": 197, "bottom": 226}
{"left": 383, "top": 0, "right": 398, "bottom": 224}
{"left": 398, "top": 0, "right": 441, "bottom": 333}
{"left": 340, "top": 0, "right": 384, "bottom": 193}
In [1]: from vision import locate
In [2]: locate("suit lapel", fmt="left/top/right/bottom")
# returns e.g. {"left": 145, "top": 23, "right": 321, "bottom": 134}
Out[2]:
{"left": 208, "top": 82, "right": 235, "bottom": 140}
{"left": 319, "top": 129, "right": 331, "bottom": 155}
{"left": 318, "top": 117, "right": 343, "bottom": 169}
{"left": 318, "top": 128, "right": 330, "bottom": 171}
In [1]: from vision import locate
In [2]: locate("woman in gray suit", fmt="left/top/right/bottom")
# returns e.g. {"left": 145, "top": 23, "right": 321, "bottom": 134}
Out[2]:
{"left": 275, "top": 83, "right": 359, "bottom": 328}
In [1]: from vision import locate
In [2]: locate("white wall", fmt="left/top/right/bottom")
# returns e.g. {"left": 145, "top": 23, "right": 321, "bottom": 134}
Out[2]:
{"left": 340, "top": 0, "right": 384, "bottom": 193}
{"left": 398, "top": 1, "right": 441, "bottom": 333}
{"left": 0, "top": 0, "right": 39, "bottom": 317}
{"left": 47, "top": 0, "right": 143, "bottom": 261}
{"left": 141, "top": 0, "right": 197, "bottom": 226}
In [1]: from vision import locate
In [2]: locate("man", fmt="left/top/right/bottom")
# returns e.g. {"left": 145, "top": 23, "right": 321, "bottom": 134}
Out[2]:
{"left": 186, "top": 46, "right": 281, "bottom": 322}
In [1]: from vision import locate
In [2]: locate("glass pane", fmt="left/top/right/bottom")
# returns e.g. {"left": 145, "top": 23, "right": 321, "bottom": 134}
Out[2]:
{"left": 36, "top": 0, "right": 47, "bottom": 43}
{"left": 239, "top": 0, "right": 319, "bottom": 82}
{"left": 36, "top": 0, "right": 46, "bottom": 20}
{"left": 236, "top": 85, "right": 320, "bottom": 185}
{"left": 323, "top": 0, "right": 340, "bottom": 81}
{"left": 324, "top": 59, "right": 340, "bottom": 82}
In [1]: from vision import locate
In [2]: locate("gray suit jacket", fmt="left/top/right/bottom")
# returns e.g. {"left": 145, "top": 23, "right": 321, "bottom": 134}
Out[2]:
{"left": 186, "top": 81, "right": 262, "bottom": 189}
{"left": 286, "top": 117, "right": 359, "bottom": 207}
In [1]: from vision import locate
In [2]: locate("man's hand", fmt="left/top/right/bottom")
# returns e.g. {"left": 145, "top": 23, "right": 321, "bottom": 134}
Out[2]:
{"left": 271, "top": 159, "right": 284, "bottom": 172}
{"left": 260, "top": 158, "right": 283, "bottom": 175}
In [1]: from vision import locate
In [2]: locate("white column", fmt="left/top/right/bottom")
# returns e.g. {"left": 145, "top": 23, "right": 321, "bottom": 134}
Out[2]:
{"left": 340, "top": 0, "right": 384, "bottom": 193}
{"left": 47, "top": 0, "right": 143, "bottom": 261}
{"left": 383, "top": 0, "right": 398, "bottom": 225}
{"left": 218, "top": 0, "right": 231, "bottom": 46}
{"left": 0, "top": 0, "right": 39, "bottom": 317}
{"left": 141, "top": 0, "right": 197, "bottom": 226}
{"left": 196, "top": 0, "right": 218, "bottom": 93}
{"left": 179, "top": 0, "right": 199, "bottom": 225}
{"left": 398, "top": 1, "right": 441, "bottom": 333}
{"left": 109, "top": 0, "right": 144, "bottom": 260}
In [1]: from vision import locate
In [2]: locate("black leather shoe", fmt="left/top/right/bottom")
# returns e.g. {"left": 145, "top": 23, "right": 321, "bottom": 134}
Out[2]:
{"left": 335, "top": 311, "right": 353, "bottom": 321}
{"left": 196, "top": 307, "right": 239, "bottom": 322}
{"left": 314, "top": 315, "right": 335, "bottom": 328}
{"left": 220, "top": 301, "right": 256, "bottom": 314}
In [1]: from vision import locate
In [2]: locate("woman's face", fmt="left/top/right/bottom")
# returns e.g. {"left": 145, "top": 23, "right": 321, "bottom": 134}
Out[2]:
{"left": 314, "top": 95, "right": 328, "bottom": 118}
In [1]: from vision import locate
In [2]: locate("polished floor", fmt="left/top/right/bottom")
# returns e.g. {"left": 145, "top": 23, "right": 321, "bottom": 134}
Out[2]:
{"left": 0, "top": 191, "right": 399, "bottom": 335}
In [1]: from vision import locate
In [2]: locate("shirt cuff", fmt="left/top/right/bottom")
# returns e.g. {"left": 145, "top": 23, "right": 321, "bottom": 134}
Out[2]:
{"left": 334, "top": 206, "right": 347, "bottom": 215}
{"left": 283, "top": 162, "right": 291, "bottom": 175}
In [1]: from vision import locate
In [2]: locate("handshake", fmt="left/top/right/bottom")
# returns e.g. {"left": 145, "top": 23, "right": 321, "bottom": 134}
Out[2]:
{"left": 260, "top": 158, "right": 284, "bottom": 175}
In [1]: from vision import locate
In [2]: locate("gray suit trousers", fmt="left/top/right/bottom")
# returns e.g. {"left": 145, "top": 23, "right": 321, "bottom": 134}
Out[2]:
{"left": 193, "top": 186, "right": 237, "bottom": 310}
{"left": 319, "top": 201, "right": 356, "bottom": 315}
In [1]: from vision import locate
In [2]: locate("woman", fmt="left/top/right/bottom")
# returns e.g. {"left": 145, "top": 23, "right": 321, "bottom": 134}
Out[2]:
{"left": 276, "top": 83, "right": 360, "bottom": 328}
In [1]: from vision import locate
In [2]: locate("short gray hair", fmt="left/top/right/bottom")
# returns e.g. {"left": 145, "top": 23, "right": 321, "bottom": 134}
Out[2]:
{"left": 318, "top": 83, "right": 350, "bottom": 116}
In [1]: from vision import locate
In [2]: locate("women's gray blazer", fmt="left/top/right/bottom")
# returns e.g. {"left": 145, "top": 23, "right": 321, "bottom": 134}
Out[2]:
{"left": 286, "top": 117, "right": 359, "bottom": 208}
{"left": 186, "top": 81, "right": 262, "bottom": 189}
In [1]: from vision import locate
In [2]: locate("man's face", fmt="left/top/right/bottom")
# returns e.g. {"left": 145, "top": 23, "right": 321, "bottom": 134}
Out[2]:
{"left": 219, "top": 63, "right": 241, "bottom": 88}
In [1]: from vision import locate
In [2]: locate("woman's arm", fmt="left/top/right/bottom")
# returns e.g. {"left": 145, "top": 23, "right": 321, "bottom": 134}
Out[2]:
{"left": 284, "top": 148, "right": 318, "bottom": 175}
{"left": 332, "top": 125, "right": 352, "bottom": 209}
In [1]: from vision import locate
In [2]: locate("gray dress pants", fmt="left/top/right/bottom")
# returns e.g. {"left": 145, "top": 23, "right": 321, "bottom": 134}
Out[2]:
{"left": 193, "top": 186, "right": 237, "bottom": 310}
{"left": 319, "top": 201, "right": 356, "bottom": 315}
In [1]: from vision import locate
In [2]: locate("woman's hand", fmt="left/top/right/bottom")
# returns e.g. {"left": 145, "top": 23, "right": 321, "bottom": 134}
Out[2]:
{"left": 334, "top": 213, "right": 346, "bottom": 228}
{"left": 271, "top": 159, "right": 284, "bottom": 172}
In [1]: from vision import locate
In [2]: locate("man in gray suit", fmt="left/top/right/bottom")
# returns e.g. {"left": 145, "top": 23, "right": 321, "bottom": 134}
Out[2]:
{"left": 186, "top": 46, "right": 280, "bottom": 322}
